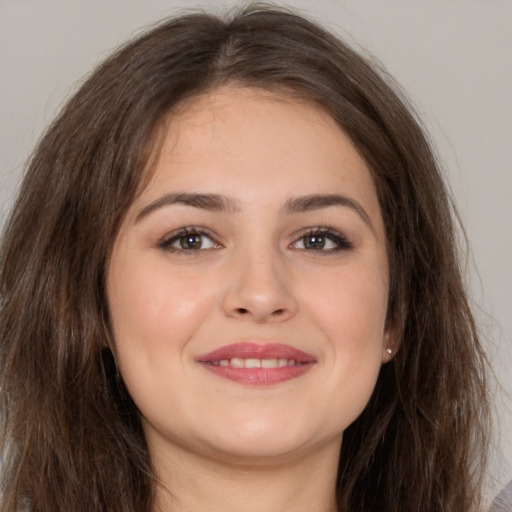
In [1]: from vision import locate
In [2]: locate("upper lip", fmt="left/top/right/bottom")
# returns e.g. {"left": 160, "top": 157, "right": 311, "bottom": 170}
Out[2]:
{"left": 196, "top": 342, "right": 317, "bottom": 363}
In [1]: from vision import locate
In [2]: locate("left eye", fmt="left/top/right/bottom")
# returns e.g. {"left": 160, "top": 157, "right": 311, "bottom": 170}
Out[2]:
{"left": 294, "top": 235, "right": 336, "bottom": 250}
{"left": 291, "top": 230, "right": 352, "bottom": 252}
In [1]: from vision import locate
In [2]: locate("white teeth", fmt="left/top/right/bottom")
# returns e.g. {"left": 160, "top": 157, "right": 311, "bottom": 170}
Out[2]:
{"left": 230, "top": 357, "right": 245, "bottom": 368}
{"left": 212, "top": 358, "right": 300, "bottom": 368}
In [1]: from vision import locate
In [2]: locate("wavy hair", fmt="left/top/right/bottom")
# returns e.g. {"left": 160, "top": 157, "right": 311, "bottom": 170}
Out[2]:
{"left": 0, "top": 4, "right": 490, "bottom": 511}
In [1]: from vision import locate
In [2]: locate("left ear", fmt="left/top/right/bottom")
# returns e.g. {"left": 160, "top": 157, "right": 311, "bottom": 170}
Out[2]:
{"left": 381, "top": 327, "right": 399, "bottom": 364}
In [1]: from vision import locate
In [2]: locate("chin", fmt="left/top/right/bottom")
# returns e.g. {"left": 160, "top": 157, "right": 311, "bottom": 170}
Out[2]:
{"left": 192, "top": 415, "right": 339, "bottom": 464}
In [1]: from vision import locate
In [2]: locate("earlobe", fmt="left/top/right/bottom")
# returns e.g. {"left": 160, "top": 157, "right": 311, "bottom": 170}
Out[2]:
{"left": 382, "top": 346, "right": 394, "bottom": 363}
{"left": 382, "top": 329, "right": 399, "bottom": 363}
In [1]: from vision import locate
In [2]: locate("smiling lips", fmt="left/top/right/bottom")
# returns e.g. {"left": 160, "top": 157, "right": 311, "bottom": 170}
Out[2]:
{"left": 196, "top": 342, "right": 317, "bottom": 385}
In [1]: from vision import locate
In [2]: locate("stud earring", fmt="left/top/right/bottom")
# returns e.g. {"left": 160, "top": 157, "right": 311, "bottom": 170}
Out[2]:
{"left": 385, "top": 348, "right": 392, "bottom": 355}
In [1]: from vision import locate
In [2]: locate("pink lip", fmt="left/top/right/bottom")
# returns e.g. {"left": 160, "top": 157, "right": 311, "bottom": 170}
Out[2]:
{"left": 197, "top": 342, "right": 316, "bottom": 363}
{"left": 196, "top": 342, "right": 317, "bottom": 385}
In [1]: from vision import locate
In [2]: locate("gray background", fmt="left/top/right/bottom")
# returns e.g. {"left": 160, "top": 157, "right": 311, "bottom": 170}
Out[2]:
{"left": 1, "top": 0, "right": 510, "bottom": 501}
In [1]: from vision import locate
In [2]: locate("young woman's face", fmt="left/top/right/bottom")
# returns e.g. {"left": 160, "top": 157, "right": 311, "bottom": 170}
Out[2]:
{"left": 107, "top": 86, "right": 391, "bottom": 464}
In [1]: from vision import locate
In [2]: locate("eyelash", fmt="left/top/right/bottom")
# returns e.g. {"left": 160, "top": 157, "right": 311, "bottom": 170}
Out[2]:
{"left": 158, "top": 226, "right": 221, "bottom": 254}
{"left": 290, "top": 227, "right": 353, "bottom": 252}
{"left": 158, "top": 226, "right": 353, "bottom": 255}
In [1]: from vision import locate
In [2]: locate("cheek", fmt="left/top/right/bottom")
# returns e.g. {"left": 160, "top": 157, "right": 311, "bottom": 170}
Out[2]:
{"left": 307, "top": 260, "right": 388, "bottom": 334}
{"left": 106, "top": 257, "right": 223, "bottom": 430}
{"left": 303, "top": 262, "right": 388, "bottom": 386}
{"left": 107, "top": 256, "right": 217, "bottom": 369}
{"left": 299, "top": 268, "right": 387, "bottom": 431}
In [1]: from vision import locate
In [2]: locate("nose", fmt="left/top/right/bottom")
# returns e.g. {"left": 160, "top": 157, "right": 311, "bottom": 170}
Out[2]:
{"left": 221, "top": 248, "right": 298, "bottom": 324}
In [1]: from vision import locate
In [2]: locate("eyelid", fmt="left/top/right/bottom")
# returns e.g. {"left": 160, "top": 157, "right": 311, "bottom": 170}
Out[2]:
{"left": 158, "top": 226, "right": 222, "bottom": 253}
{"left": 289, "top": 226, "right": 354, "bottom": 252}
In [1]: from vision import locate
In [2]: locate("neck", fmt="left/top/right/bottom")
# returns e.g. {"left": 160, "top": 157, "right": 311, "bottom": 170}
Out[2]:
{"left": 150, "top": 438, "right": 341, "bottom": 512}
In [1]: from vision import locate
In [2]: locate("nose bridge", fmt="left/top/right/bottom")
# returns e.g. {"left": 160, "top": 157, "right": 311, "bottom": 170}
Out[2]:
{"left": 221, "top": 237, "right": 297, "bottom": 323}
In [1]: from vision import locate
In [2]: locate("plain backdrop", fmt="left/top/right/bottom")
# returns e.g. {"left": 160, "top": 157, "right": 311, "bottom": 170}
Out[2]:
{"left": 1, "top": 0, "right": 511, "bottom": 501}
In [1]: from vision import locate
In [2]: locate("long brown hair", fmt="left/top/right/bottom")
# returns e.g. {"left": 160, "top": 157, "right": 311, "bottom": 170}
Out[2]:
{"left": 0, "top": 4, "right": 490, "bottom": 511}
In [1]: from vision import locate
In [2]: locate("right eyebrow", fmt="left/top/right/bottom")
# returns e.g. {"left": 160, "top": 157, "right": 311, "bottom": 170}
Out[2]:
{"left": 135, "top": 192, "right": 241, "bottom": 222}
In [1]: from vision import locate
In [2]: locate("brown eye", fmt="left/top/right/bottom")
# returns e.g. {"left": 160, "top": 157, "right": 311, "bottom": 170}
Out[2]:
{"left": 302, "top": 235, "right": 327, "bottom": 250}
{"left": 179, "top": 234, "right": 204, "bottom": 250}
{"left": 159, "top": 228, "right": 220, "bottom": 253}
{"left": 291, "top": 228, "right": 353, "bottom": 252}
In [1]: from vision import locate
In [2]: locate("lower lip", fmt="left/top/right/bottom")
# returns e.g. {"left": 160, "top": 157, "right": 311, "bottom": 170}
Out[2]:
{"left": 199, "top": 363, "right": 315, "bottom": 385}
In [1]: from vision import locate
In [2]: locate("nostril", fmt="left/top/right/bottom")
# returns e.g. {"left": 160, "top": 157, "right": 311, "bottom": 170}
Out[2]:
{"left": 272, "top": 309, "right": 285, "bottom": 316}
{"left": 235, "top": 308, "right": 249, "bottom": 315}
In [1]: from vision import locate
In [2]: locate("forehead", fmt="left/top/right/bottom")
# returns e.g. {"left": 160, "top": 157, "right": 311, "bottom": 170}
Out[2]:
{"left": 134, "top": 86, "right": 382, "bottom": 227}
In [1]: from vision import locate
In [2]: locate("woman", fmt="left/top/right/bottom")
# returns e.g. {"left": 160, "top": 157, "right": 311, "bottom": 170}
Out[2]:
{"left": 0, "top": 5, "right": 490, "bottom": 511}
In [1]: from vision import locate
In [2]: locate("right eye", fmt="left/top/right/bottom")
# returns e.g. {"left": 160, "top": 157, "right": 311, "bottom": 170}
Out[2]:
{"left": 159, "top": 228, "right": 221, "bottom": 253}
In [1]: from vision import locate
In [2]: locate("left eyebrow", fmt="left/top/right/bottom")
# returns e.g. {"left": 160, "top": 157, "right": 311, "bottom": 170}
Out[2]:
{"left": 283, "top": 194, "right": 373, "bottom": 230}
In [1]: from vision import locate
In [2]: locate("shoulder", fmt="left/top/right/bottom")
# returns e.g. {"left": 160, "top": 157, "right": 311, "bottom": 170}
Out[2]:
{"left": 488, "top": 480, "right": 512, "bottom": 512}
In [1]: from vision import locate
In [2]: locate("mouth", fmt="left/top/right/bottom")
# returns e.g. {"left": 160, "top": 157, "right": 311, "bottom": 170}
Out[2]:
{"left": 196, "top": 342, "right": 317, "bottom": 385}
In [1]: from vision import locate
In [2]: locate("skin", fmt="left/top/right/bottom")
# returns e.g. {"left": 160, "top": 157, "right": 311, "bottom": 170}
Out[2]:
{"left": 107, "top": 86, "right": 393, "bottom": 512}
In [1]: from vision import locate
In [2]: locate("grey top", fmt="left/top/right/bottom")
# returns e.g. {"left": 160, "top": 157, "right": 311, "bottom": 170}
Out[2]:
{"left": 489, "top": 480, "right": 512, "bottom": 512}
